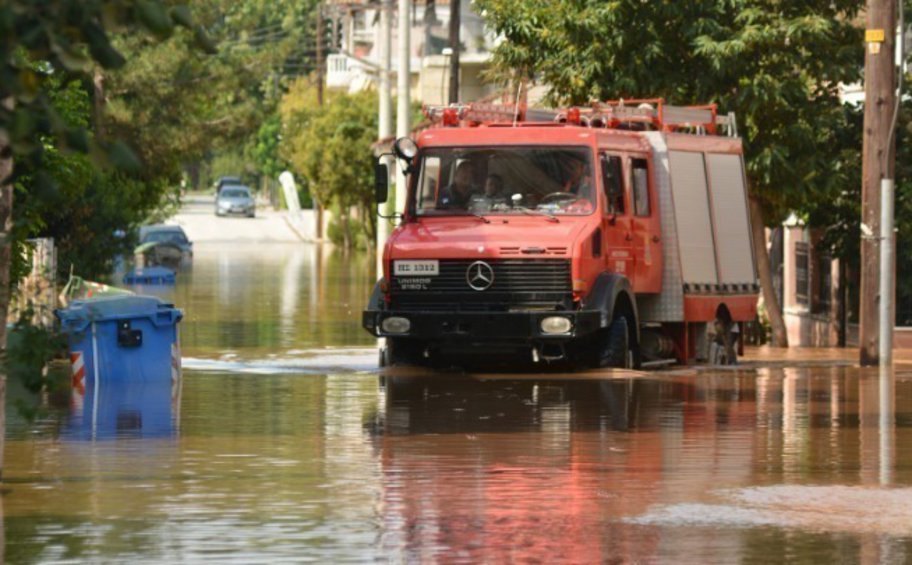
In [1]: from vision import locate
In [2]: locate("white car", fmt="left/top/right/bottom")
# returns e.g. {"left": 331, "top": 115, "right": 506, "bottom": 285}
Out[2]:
{"left": 215, "top": 186, "right": 256, "bottom": 217}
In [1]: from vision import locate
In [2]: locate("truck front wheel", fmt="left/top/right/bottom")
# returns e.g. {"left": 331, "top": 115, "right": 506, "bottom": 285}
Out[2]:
{"left": 381, "top": 337, "right": 427, "bottom": 367}
{"left": 597, "top": 316, "right": 639, "bottom": 369}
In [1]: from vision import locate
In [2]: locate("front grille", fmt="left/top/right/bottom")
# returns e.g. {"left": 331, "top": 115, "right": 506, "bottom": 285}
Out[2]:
{"left": 390, "top": 259, "right": 572, "bottom": 311}
{"left": 391, "top": 259, "right": 570, "bottom": 293}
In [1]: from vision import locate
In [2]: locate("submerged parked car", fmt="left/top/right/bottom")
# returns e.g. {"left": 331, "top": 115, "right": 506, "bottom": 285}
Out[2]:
{"left": 215, "top": 185, "right": 256, "bottom": 217}
{"left": 138, "top": 224, "right": 193, "bottom": 267}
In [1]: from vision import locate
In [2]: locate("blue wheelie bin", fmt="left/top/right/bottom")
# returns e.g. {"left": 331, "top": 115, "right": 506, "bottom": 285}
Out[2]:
{"left": 57, "top": 295, "right": 183, "bottom": 389}
{"left": 67, "top": 370, "right": 180, "bottom": 439}
{"left": 123, "top": 266, "right": 177, "bottom": 285}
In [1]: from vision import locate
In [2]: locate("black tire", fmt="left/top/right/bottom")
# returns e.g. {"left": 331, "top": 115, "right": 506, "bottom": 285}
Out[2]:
{"left": 385, "top": 337, "right": 427, "bottom": 366}
{"left": 599, "top": 316, "right": 639, "bottom": 369}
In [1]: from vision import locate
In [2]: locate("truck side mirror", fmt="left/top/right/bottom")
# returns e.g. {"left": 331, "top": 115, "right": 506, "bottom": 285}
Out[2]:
{"left": 374, "top": 162, "right": 389, "bottom": 204}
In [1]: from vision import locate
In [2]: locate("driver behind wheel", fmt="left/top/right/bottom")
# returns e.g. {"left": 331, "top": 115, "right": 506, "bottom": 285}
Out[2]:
{"left": 561, "top": 153, "right": 591, "bottom": 195}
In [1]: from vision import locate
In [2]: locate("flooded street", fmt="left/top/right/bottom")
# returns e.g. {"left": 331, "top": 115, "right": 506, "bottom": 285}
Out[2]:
{"left": 3, "top": 237, "right": 912, "bottom": 563}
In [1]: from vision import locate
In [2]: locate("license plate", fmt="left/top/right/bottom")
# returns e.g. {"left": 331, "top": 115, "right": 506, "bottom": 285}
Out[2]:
{"left": 394, "top": 260, "right": 439, "bottom": 276}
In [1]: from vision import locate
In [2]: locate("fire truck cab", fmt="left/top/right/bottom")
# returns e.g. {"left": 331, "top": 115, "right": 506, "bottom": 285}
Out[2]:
{"left": 363, "top": 101, "right": 758, "bottom": 368}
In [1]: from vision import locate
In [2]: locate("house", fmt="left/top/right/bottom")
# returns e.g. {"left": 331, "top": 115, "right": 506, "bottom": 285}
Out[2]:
{"left": 775, "top": 217, "right": 854, "bottom": 347}
{"left": 324, "top": 0, "right": 498, "bottom": 104}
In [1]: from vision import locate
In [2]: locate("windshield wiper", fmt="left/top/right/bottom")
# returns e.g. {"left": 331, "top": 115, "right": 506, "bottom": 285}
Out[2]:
{"left": 515, "top": 206, "right": 559, "bottom": 223}
{"left": 470, "top": 212, "right": 491, "bottom": 223}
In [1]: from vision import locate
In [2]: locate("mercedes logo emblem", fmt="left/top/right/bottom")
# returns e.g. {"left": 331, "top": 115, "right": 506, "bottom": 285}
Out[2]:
{"left": 466, "top": 261, "right": 495, "bottom": 291}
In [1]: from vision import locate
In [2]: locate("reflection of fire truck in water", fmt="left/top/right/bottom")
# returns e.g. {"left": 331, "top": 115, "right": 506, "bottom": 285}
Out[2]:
{"left": 376, "top": 379, "right": 665, "bottom": 562}
{"left": 363, "top": 99, "right": 758, "bottom": 368}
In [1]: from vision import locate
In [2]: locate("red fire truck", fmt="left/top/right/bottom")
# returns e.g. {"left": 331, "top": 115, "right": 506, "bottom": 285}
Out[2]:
{"left": 363, "top": 100, "right": 758, "bottom": 369}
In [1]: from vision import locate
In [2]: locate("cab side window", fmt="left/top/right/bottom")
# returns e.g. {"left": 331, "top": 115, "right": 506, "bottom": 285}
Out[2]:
{"left": 601, "top": 154, "right": 624, "bottom": 215}
{"left": 417, "top": 156, "right": 441, "bottom": 211}
{"left": 631, "top": 158, "right": 650, "bottom": 216}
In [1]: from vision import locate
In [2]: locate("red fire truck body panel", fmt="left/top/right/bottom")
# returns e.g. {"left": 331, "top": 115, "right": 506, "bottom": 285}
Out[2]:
{"left": 365, "top": 101, "right": 759, "bottom": 366}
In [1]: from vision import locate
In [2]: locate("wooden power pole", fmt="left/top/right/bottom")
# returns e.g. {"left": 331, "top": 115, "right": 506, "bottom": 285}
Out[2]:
{"left": 860, "top": 0, "right": 897, "bottom": 365}
{"left": 316, "top": 2, "right": 325, "bottom": 106}
{"left": 447, "top": 0, "right": 460, "bottom": 104}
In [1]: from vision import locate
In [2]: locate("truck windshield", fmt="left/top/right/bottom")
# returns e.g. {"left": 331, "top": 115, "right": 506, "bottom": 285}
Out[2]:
{"left": 414, "top": 146, "right": 596, "bottom": 216}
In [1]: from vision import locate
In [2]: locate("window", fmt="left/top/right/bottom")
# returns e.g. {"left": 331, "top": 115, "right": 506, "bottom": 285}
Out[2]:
{"left": 631, "top": 158, "right": 650, "bottom": 216}
{"left": 601, "top": 154, "right": 624, "bottom": 214}
{"left": 417, "top": 156, "right": 441, "bottom": 212}
{"left": 143, "top": 230, "right": 188, "bottom": 245}
{"left": 795, "top": 241, "right": 809, "bottom": 306}
{"left": 220, "top": 188, "right": 250, "bottom": 199}
{"left": 814, "top": 252, "right": 833, "bottom": 314}
{"left": 414, "top": 146, "right": 596, "bottom": 216}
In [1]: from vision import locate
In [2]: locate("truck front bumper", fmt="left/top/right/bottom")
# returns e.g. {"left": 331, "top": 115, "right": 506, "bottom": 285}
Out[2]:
{"left": 362, "top": 308, "right": 603, "bottom": 341}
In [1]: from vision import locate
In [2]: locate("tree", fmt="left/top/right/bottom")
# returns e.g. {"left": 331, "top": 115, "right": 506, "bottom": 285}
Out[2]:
{"left": 280, "top": 80, "right": 379, "bottom": 248}
{"left": 179, "top": 0, "right": 321, "bottom": 190}
{"left": 8, "top": 76, "right": 180, "bottom": 284}
{"left": 252, "top": 114, "right": 288, "bottom": 181}
{"left": 476, "top": 0, "right": 864, "bottom": 347}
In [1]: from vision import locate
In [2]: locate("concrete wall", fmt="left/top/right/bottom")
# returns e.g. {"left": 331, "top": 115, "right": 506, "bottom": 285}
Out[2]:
{"left": 782, "top": 225, "right": 841, "bottom": 347}
{"left": 419, "top": 54, "right": 495, "bottom": 105}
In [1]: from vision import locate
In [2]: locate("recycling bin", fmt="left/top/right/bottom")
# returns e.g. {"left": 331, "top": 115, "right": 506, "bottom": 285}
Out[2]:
{"left": 57, "top": 295, "right": 183, "bottom": 388}
{"left": 123, "top": 266, "right": 176, "bottom": 285}
{"left": 67, "top": 375, "right": 181, "bottom": 439}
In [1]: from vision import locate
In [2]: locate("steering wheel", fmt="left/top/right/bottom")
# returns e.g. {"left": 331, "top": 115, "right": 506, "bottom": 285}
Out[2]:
{"left": 539, "top": 192, "right": 583, "bottom": 205}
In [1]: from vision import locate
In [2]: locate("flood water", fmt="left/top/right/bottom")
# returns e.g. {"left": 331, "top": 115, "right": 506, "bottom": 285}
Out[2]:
{"left": 4, "top": 242, "right": 912, "bottom": 563}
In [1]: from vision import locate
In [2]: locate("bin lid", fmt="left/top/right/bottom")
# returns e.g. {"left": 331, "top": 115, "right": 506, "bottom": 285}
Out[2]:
{"left": 57, "top": 295, "right": 182, "bottom": 332}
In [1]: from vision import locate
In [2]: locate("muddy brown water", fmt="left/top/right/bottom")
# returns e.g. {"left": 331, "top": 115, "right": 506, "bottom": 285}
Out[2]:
{"left": 4, "top": 243, "right": 912, "bottom": 563}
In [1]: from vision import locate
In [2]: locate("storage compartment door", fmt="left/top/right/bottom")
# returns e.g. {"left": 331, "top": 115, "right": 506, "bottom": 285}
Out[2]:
{"left": 705, "top": 154, "right": 756, "bottom": 285}
{"left": 668, "top": 151, "right": 718, "bottom": 285}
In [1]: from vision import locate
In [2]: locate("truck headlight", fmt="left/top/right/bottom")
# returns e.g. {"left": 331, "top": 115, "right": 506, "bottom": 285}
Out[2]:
{"left": 381, "top": 316, "right": 411, "bottom": 334}
{"left": 540, "top": 316, "right": 572, "bottom": 334}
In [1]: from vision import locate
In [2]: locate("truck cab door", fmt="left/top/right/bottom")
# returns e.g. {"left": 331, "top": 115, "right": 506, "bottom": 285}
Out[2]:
{"left": 600, "top": 153, "right": 635, "bottom": 283}
{"left": 629, "top": 157, "right": 662, "bottom": 293}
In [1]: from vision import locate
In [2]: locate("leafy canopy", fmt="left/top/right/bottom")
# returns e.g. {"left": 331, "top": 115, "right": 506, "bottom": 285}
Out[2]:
{"left": 476, "top": 0, "right": 863, "bottom": 221}
{"left": 0, "top": 0, "right": 213, "bottom": 172}
{"left": 280, "top": 80, "right": 379, "bottom": 247}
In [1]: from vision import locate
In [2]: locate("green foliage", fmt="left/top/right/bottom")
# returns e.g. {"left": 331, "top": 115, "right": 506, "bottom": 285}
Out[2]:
{"left": 204, "top": 148, "right": 257, "bottom": 189}
{"left": 6, "top": 314, "right": 67, "bottom": 396}
{"left": 0, "top": 0, "right": 211, "bottom": 172}
{"left": 252, "top": 114, "right": 287, "bottom": 180}
{"left": 11, "top": 75, "right": 176, "bottom": 282}
{"left": 477, "top": 0, "right": 863, "bottom": 224}
{"left": 174, "top": 0, "right": 321, "bottom": 191}
{"left": 280, "top": 80, "right": 379, "bottom": 247}
{"left": 326, "top": 205, "right": 370, "bottom": 251}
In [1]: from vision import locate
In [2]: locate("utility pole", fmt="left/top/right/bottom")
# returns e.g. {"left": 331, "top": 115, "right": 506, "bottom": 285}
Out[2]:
{"left": 395, "top": 0, "right": 411, "bottom": 216}
{"left": 860, "top": 0, "right": 896, "bottom": 365}
{"left": 376, "top": 0, "right": 393, "bottom": 276}
{"left": 447, "top": 0, "right": 460, "bottom": 104}
{"left": 316, "top": 3, "right": 325, "bottom": 106}
{"left": 315, "top": 2, "right": 325, "bottom": 239}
